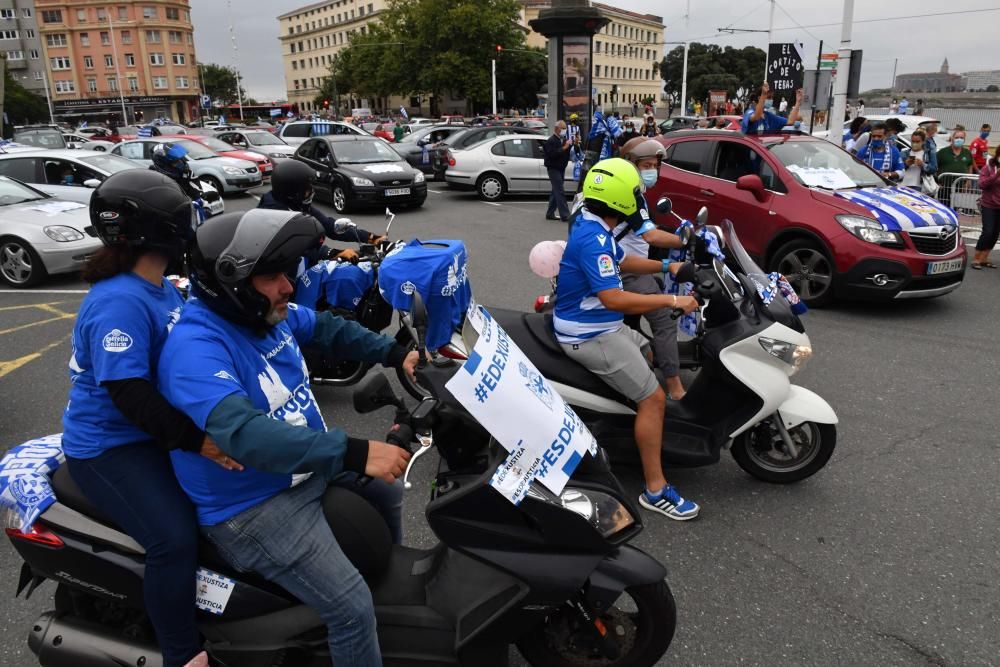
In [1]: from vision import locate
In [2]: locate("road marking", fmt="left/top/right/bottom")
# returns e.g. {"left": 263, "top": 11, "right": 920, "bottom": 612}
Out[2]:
{"left": 0, "top": 301, "right": 65, "bottom": 312}
{"left": 484, "top": 202, "right": 502, "bottom": 207}
{"left": 428, "top": 189, "right": 444, "bottom": 194}
{"left": 248, "top": 193, "right": 261, "bottom": 201}
{"left": 0, "top": 303, "right": 76, "bottom": 335}
{"left": 0, "top": 289, "right": 88, "bottom": 294}
{"left": 0, "top": 334, "right": 71, "bottom": 379}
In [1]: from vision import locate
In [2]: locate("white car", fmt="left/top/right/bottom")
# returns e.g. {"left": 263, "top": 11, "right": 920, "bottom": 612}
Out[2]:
{"left": 445, "top": 134, "right": 574, "bottom": 201}
{"left": 62, "top": 134, "right": 115, "bottom": 152}
{"left": 0, "top": 176, "right": 103, "bottom": 287}
{"left": 814, "top": 115, "right": 952, "bottom": 149}
{"left": 275, "top": 120, "right": 369, "bottom": 147}
{"left": 110, "top": 138, "right": 260, "bottom": 195}
{"left": 407, "top": 118, "right": 436, "bottom": 127}
{"left": 215, "top": 129, "right": 297, "bottom": 160}
{"left": 0, "top": 149, "right": 145, "bottom": 204}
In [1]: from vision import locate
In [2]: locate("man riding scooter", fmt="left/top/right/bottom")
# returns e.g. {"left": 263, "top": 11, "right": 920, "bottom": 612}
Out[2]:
{"left": 554, "top": 158, "right": 701, "bottom": 520}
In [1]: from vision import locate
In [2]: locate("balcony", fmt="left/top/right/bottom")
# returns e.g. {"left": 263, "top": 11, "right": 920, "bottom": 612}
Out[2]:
{"left": 6, "top": 58, "right": 27, "bottom": 69}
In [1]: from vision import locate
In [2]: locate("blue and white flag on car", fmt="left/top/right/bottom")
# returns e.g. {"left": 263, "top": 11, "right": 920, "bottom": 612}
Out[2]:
{"left": 0, "top": 434, "right": 64, "bottom": 533}
{"left": 79, "top": 121, "right": 88, "bottom": 129}
{"left": 137, "top": 126, "right": 153, "bottom": 137}
{"left": 399, "top": 106, "right": 409, "bottom": 120}
{"left": 833, "top": 187, "right": 958, "bottom": 230}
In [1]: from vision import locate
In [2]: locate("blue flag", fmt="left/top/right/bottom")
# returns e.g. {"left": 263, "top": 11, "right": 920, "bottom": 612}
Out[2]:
{"left": 399, "top": 106, "right": 409, "bottom": 120}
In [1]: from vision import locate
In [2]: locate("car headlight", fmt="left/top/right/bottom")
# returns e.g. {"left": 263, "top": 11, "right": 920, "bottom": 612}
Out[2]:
{"left": 268, "top": 152, "right": 287, "bottom": 159}
{"left": 351, "top": 176, "right": 374, "bottom": 187}
{"left": 527, "top": 486, "right": 635, "bottom": 538}
{"left": 413, "top": 171, "right": 425, "bottom": 183}
{"left": 223, "top": 166, "right": 244, "bottom": 175}
{"left": 836, "top": 214, "right": 902, "bottom": 247}
{"left": 44, "top": 225, "right": 85, "bottom": 242}
{"left": 759, "top": 336, "right": 812, "bottom": 371}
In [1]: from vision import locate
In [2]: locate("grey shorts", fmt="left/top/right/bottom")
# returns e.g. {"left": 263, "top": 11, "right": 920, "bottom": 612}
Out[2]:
{"left": 560, "top": 326, "right": 660, "bottom": 402}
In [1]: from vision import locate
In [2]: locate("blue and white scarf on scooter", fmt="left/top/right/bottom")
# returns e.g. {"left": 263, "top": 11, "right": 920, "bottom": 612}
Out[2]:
{"left": 662, "top": 221, "right": 725, "bottom": 336}
{"left": 755, "top": 273, "right": 808, "bottom": 315}
{"left": 0, "top": 434, "right": 63, "bottom": 533}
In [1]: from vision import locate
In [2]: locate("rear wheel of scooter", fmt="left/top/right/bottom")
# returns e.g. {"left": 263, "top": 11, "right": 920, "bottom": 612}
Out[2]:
{"left": 516, "top": 581, "right": 676, "bottom": 667}
{"left": 394, "top": 327, "right": 431, "bottom": 400}
{"left": 731, "top": 420, "right": 836, "bottom": 483}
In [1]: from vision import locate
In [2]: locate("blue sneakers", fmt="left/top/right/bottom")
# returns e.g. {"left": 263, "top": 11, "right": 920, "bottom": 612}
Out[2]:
{"left": 639, "top": 485, "right": 700, "bottom": 521}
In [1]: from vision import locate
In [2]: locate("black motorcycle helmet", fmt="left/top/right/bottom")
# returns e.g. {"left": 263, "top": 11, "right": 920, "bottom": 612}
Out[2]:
{"left": 89, "top": 170, "right": 194, "bottom": 261}
{"left": 190, "top": 209, "right": 325, "bottom": 330}
{"left": 270, "top": 159, "right": 316, "bottom": 210}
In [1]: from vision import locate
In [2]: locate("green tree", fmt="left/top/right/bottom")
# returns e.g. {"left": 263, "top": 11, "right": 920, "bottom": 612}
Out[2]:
{"left": 495, "top": 47, "right": 547, "bottom": 111}
{"left": 2, "top": 64, "right": 49, "bottom": 133}
{"left": 198, "top": 63, "right": 248, "bottom": 106}
{"left": 660, "top": 44, "right": 765, "bottom": 107}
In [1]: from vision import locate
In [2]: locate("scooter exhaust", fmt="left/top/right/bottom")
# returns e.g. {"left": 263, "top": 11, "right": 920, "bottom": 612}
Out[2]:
{"left": 28, "top": 611, "right": 163, "bottom": 667}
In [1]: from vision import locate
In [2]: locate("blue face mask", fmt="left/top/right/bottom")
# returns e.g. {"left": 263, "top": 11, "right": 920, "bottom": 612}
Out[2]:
{"left": 793, "top": 120, "right": 802, "bottom": 130}
{"left": 871, "top": 139, "right": 885, "bottom": 150}
{"left": 953, "top": 138, "right": 965, "bottom": 147}
{"left": 981, "top": 131, "right": 991, "bottom": 140}
{"left": 764, "top": 99, "right": 773, "bottom": 110}
{"left": 640, "top": 169, "right": 658, "bottom": 187}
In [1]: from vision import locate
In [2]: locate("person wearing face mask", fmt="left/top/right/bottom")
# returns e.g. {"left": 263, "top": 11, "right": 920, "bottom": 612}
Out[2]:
{"left": 741, "top": 81, "right": 802, "bottom": 134}
{"left": 641, "top": 116, "right": 659, "bottom": 137}
{"left": 618, "top": 119, "right": 640, "bottom": 146}
{"left": 972, "top": 145, "right": 1000, "bottom": 269}
{"left": 970, "top": 124, "right": 991, "bottom": 172}
{"left": 936, "top": 126, "right": 975, "bottom": 207}
{"left": 845, "top": 116, "right": 868, "bottom": 153}
{"left": 543, "top": 120, "right": 573, "bottom": 222}
{"left": 901, "top": 129, "right": 935, "bottom": 193}
{"left": 856, "top": 122, "right": 904, "bottom": 181}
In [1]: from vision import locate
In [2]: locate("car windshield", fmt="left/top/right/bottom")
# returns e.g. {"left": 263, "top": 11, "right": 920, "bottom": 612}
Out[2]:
{"left": 196, "top": 137, "right": 237, "bottom": 152}
{"left": 78, "top": 154, "right": 142, "bottom": 173}
{"left": 332, "top": 140, "right": 399, "bottom": 163}
{"left": 766, "top": 140, "right": 885, "bottom": 189}
{"left": 173, "top": 140, "right": 221, "bottom": 160}
{"left": 398, "top": 126, "right": 443, "bottom": 144}
{"left": 0, "top": 177, "right": 47, "bottom": 205}
{"left": 13, "top": 130, "right": 65, "bottom": 149}
{"left": 247, "top": 133, "right": 285, "bottom": 146}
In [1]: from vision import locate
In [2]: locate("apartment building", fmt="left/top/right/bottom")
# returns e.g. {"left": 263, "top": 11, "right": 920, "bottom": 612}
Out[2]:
{"left": 0, "top": 1, "right": 49, "bottom": 100}
{"left": 35, "top": 0, "right": 200, "bottom": 123}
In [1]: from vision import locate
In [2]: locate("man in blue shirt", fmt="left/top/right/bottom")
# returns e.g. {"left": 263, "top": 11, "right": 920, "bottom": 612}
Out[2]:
{"left": 158, "top": 209, "right": 416, "bottom": 666}
{"left": 554, "top": 158, "right": 701, "bottom": 521}
{"left": 856, "top": 122, "right": 904, "bottom": 181}
{"left": 741, "top": 82, "right": 803, "bottom": 134}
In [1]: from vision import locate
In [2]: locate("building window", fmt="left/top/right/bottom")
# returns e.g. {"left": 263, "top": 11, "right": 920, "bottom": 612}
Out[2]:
{"left": 105, "top": 55, "right": 114, "bottom": 67}
{"left": 128, "top": 76, "right": 139, "bottom": 91}
{"left": 146, "top": 30, "right": 160, "bottom": 43}
{"left": 187, "top": 33, "right": 193, "bottom": 44}
{"left": 290, "top": 43, "right": 296, "bottom": 53}
{"left": 0, "top": 29, "right": 20, "bottom": 40}
{"left": 125, "top": 53, "right": 135, "bottom": 66}
{"left": 169, "top": 30, "right": 181, "bottom": 43}
{"left": 172, "top": 53, "right": 185, "bottom": 65}
{"left": 24, "top": 29, "right": 34, "bottom": 38}
{"left": 101, "top": 32, "right": 110, "bottom": 45}
{"left": 176, "top": 76, "right": 189, "bottom": 88}
{"left": 22, "top": 8, "right": 31, "bottom": 18}
{"left": 166, "top": 7, "right": 179, "bottom": 20}
{"left": 28, "top": 49, "right": 39, "bottom": 59}
{"left": 150, "top": 52, "right": 164, "bottom": 65}
{"left": 107, "top": 77, "right": 118, "bottom": 91}
{"left": 41, "top": 10, "right": 62, "bottom": 23}
{"left": 368, "top": 3, "right": 374, "bottom": 13}
{"left": 5, "top": 50, "right": 23, "bottom": 60}
{"left": 51, "top": 56, "right": 72, "bottom": 70}
{"left": 84, "top": 55, "right": 94, "bottom": 68}
{"left": 292, "top": 61, "right": 298, "bottom": 70}
{"left": 143, "top": 6, "right": 156, "bottom": 19}
{"left": 54, "top": 80, "right": 75, "bottom": 93}
{"left": 121, "top": 30, "right": 131, "bottom": 44}
{"left": 97, "top": 8, "right": 106, "bottom": 21}
{"left": 80, "top": 33, "right": 90, "bottom": 46}
{"left": 87, "top": 78, "right": 98, "bottom": 92}
{"left": 34, "top": 70, "right": 43, "bottom": 80}
{"left": 152, "top": 76, "right": 167, "bottom": 89}
{"left": 76, "top": 8, "right": 87, "bottom": 22}
{"left": 0, "top": 9, "right": 15, "bottom": 19}
{"left": 118, "top": 7, "right": 128, "bottom": 21}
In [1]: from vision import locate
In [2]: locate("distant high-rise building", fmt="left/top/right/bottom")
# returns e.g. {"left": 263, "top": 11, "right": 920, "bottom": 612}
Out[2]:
{"left": 962, "top": 69, "right": 1000, "bottom": 92}
{"left": 0, "top": 1, "right": 50, "bottom": 104}
{"left": 894, "top": 58, "right": 966, "bottom": 93}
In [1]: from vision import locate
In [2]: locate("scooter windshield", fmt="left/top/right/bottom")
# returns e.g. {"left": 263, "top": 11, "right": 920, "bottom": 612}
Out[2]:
{"left": 721, "top": 220, "right": 766, "bottom": 280}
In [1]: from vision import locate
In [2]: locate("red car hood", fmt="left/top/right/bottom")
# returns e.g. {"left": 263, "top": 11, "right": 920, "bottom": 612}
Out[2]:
{"left": 221, "top": 149, "right": 268, "bottom": 164}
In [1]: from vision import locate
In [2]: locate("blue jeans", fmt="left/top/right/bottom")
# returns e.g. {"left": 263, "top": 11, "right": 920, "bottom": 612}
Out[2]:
{"left": 202, "top": 475, "right": 383, "bottom": 667}
{"left": 331, "top": 471, "right": 404, "bottom": 545}
{"left": 66, "top": 444, "right": 201, "bottom": 667}
{"left": 546, "top": 167, "right": 569, "bottom": 219}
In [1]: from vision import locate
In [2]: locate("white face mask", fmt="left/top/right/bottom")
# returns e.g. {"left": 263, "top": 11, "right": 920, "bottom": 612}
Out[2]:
{"left": 640, "top": 169, "right": 658, "bottom": 187}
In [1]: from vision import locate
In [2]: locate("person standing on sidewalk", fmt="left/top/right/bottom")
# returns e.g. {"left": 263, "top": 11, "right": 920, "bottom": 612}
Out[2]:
{"left": 970, "top": 124, "right": 991, "bottom": 173}
{"left": 543, "top": 120, "right": 572, "bottom": 222}
{"left": 972, "top": 146, "right": 1000, "bottom": 270}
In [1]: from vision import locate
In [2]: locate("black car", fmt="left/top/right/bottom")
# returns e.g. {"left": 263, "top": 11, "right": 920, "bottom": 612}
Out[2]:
{"left": 294, "top": 136, "right": 427, "bottom": 213}
{"left": 432, "top": 125, "right": 543, "bottom": 179}
{"left": 389, "top": 124, "right": 468, "bottom": 178}
{"left": 658, "top": 116, "right": 702, "bottom": 134}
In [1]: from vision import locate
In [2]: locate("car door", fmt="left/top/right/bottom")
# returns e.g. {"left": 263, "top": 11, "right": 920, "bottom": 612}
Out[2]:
{"left": 37, "top": 158, "right": 93, "bottom": 202}
{"left": 491, "top": 138, "right": 539, "bottom": 193}
{"left": 296, "top": 139, "right": 334, "bottom": 201}
{"left": 660, "top": 138, "right": 712, "bottom": 219}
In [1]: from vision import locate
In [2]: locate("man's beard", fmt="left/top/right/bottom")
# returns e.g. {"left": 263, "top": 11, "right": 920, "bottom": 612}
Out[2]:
{"left": 264, "top": 303, "right": 288, "bottom": 325}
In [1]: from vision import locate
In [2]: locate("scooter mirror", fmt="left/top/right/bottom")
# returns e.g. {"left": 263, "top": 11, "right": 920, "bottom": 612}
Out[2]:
{"left": 333, "top": 217, "right": 357, "bottom": 236}
{"left": 352, "top": 374, "right": 403, "bottom": 414}
{"left": 676, "top": 224, "right": 692, "bottom": 247}
{"left": 656, "top": 196, "right": 672, "bottom": 214}
{"left": 674, "top": 262, "right": 697, "bottom": 284}
{"left": 384, "top": 207, "right": 397, "bottom": 237}
{"left": 696, "top": 206, "right": 709, "bottom": 227}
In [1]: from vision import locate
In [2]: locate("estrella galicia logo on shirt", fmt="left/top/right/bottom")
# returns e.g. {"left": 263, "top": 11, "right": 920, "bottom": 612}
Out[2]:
{"left": 401, "top": 281, "right": 416, "bottom": 295}
{"left": 102, "top": 329, "right": 133, "bottom": 352}
{"left": 597, "top": 253, "right": 615, "bottom": 278}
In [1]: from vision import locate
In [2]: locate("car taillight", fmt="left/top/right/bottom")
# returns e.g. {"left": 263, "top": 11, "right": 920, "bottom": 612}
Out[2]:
{"left": 5, "top": 524, "right": 65, "bottom": 549}
{"left": 446, "top": 150, "right": 455, "bottom": 167}
{"left": 534, "top": 295, "right": 550, "bottom": 313}
{"left": 437, "top": 343, "right": 468, "bottom": 360}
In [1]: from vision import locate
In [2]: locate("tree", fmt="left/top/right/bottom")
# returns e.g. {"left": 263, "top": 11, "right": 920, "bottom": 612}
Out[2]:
{"left": 988, "top": 85, "right": 999, "bottom": 93}
{"left": 198, "top": 63, "right": 248, "bottom": 106}
{"left": 495, "top": 47, "right": 547, "bottom": 111}
{"left": 2, "top": 63, "right": 49, "bottom": 133}
{"left": 331, "top": 0, "right": 533, "bottom": 115}
{"left": 660, "top": 43, "right": 765, "bottom": 106}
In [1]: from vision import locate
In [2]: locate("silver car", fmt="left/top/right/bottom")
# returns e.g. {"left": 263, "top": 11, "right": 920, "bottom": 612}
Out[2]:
{"left": 276, "top": 120, "right": 369, "bottom": 147}
{"left": 0, "top": 149, "right": 144, "bottom": 203}
{"left": 110, "top": 138, "right": 261, "bottom": 194}
{"left": 445, "top": 134, "right": 574, "bottom": 201}
{"left": 215, "top": 129, "right": 297, "bottom": 161}
{"left": 0, "top": 176, "right": 103, "bottom": 287}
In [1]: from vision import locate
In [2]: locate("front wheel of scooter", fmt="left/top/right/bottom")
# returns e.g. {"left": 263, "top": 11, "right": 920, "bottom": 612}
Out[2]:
{"left": 731, "top": 420, "right": 836, "bottom": 484}
{"left": 516, "top": 581, "right": 676, "bottom": 667}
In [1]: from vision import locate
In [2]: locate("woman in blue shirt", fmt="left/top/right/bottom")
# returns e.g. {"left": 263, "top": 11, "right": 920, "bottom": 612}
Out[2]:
{"left": 62, "top": 170, "right": 238, "bottom": 667}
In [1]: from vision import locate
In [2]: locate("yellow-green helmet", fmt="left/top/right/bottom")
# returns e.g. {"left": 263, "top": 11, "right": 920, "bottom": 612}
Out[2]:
{"left": 582, "top": 158, "right": 641, "bottom": 218}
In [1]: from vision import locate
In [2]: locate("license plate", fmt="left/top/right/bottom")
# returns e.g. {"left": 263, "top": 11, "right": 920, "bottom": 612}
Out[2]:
{"left": 385, "top": 187, "right": 410, "bottom": 196}
{"left": 926, "top": 258, "right": 964, "bottom": 275}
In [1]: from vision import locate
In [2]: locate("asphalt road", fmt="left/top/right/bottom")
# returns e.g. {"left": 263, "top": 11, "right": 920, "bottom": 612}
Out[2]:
{"left": 1, "top": 183, "right": 998, "bottom": 667}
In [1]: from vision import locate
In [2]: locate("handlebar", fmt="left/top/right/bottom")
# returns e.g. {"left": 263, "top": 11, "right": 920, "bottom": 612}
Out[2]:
{"left": 356, "top": 423, "right": 415, "bottom": 488}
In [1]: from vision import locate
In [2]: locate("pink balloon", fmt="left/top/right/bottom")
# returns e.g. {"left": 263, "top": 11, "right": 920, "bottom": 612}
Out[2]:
{"left": 528, "top": 240, "right": 565, "bottom": 279}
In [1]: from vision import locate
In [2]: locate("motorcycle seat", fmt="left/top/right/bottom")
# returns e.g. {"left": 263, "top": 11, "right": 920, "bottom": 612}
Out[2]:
{"left": 51, "top": 465, "right": 121, "bottom": 530}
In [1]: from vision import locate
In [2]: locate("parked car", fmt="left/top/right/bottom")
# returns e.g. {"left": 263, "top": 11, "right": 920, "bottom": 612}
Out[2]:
{"left": 293, "top": 135, "right": 427, "bottom": 213}
{"left": 435, "top": 125, "right": 544, "bottom": 180}
{"left": 658, "top": 116, "right": 702, "bottom": 134}
{"left": 75, "top": 126, "right": 116, "bottom": 139}
{"left": 440, "top": 115, "right": 466, "bottom": 125}
{"left": 814, "top": 115, "right": 952, "bottom": 149}
{"left": 705, "top": 115, "right": 742, "bottom": 131}
{"left": 0, "top": 149, "right": 147, "bottom": 204}
{"left": 0, "top": 176, "right": 104, "bottom": 287}
{"left": 120, "top": 124, "right": 189, "bottom": 137}
{"left": 406, "top": 118, "right": 436, "bottom": 127}
{"left": 12, "top": 126, "right": 67, "bottom": 150}
{"left": 646, "top": 129, "right": 966, "bottom": 305}
{"left": 276, "top": 120, "right": 369, "bottom": 147}
{"left": 110, "top": 138, "right": 261, "bottom": 195}
{"left": 170, "top": 134, "right": 273, "bottom": 181}
{"left": 214, "top": 129, "right": 297, "bottom": 161}
{"left": 391, "top": 124, "right": 468, "bottom": 177}
{"left": 445, "top": 133, "right": 574, "bottom": 201}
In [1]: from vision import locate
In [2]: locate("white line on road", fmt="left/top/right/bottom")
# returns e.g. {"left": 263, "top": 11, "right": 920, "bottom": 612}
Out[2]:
{"left": 484, "top": 202, "right": 502, "bottom": 207}
{"left": 428, "top": 189, "right": 444, "bottom": 194}
{"left": 0, "top": 289, "right": 88, "bottom": 294}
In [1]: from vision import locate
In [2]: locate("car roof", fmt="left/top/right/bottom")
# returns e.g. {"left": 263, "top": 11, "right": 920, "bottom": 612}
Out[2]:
{"left": 663, "top": 129, "right": 822, "bottom": 144}
{"left": 319, "top": 135, "right": 380, "bottom": 143}
{"left": 0, "top": 148, "right": 110, "bottom": 159}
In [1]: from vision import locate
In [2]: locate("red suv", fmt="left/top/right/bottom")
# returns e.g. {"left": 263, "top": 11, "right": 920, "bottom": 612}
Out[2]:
{"left": 646, "top": 130, "right": 966, "bottom": 305}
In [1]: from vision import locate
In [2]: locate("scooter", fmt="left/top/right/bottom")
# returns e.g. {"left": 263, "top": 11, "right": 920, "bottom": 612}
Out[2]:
{"left": 3, "top": 294, "right": 677, "bottom": 667}
{"left": 492, "top": 206, "right": 838, "bottom": 483}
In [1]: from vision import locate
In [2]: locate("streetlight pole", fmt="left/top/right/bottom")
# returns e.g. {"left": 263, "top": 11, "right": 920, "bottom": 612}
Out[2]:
{"left": 890, "top": 58, "right": 898, "bottom": 91}
{"left": 829, "top": 0, "right": 854, "bottom": 145}
{"left": 492, "top": 59, "right": 497, "bottom": 115}
{"left": 106, "top": 13, "right": 129, "bottom": 124}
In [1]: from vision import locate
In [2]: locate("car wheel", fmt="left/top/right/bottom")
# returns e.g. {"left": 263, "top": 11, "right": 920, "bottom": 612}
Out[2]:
{"left": 477, "top": 172, "right": 505, "bottom": 201}
{"left": 0, "top": 237, "right": 47, "bottom": 288}
{"left": 771, "top": 239, "right": 835, "bottom": 307}
{"left": 201, "top": 176, "right": 225, "bottom": 197}
{"left": 332, "top": 186, "right": 351, "bottom": 213}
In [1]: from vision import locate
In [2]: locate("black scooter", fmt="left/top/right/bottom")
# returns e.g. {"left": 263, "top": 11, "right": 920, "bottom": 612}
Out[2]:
{"left": 5, "top": 296, "right": 677, "bottom": 667}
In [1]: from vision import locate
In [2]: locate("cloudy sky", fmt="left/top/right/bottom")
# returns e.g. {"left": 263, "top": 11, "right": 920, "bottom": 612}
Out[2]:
{"left": 191, "top": 0, "right": 996, "bottom": 101}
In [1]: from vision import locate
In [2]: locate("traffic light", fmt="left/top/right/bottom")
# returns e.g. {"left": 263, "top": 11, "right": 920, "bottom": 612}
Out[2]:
{"left": 496, "top": 45, "right": 503, "bottom": 54}
{"left": 323, "top": 100, "right": 330, "bottom": 108}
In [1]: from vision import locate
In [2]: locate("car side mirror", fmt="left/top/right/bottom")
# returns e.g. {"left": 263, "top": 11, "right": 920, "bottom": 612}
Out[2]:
{"left": 83, "top": 178, "right": 101, "bottom": 188}
{"left": 696, "top": 206, "right": 709, "bottom": 227}
{"left": 736, "top": 174, "right": 766, "bottom": 201}
{"left": 656, "top": 196, "right": 672, "bottom": 214}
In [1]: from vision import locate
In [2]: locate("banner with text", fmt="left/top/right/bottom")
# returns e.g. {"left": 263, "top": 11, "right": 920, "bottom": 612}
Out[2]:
{"left": 767, "top": 43, "right": 805, "bottom": 106}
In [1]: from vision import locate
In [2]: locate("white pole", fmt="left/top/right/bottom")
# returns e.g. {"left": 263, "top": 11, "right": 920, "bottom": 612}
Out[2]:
{"left": 829, "top": 0, "right": 854, "bottom": 146}
{"left": 40, "top": 71, "right": 55, "bottom": 124}
{"left": 765, "top": 0, "right": 775, "bottom": 78}
{"left": 680, "top": 42, "right": 689, "bottom": 116}
{"left": 890, "top": 58, "right": 898, "bottom": 91}
{"left": 492, "top": 59, "right": 497, "bottom": 115}
{"left": 227, "top": 0, "right": 244, "bottom": 120}
{"left": 106, "top": 11, "right": 128, "bottom": 124}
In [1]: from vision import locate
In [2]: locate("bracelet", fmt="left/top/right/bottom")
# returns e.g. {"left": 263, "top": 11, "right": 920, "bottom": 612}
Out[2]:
{"left": 672, "top": 295, "right": 678, "bottom": 307}
{"left": 661, "top": 259, "right": 671, "bottom": 274}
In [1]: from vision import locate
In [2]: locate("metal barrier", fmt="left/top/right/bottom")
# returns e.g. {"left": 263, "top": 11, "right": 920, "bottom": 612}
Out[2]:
{"left": 936, "top": 172, "right": 981, "bottom": 216}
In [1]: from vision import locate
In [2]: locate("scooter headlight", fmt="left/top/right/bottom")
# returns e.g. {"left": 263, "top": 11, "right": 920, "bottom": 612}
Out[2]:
{"left": 528, "top": 486, "right": 635, "bottom": 538}
{"left": 759, "top": 337, "right": 812, "bottom": 372}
